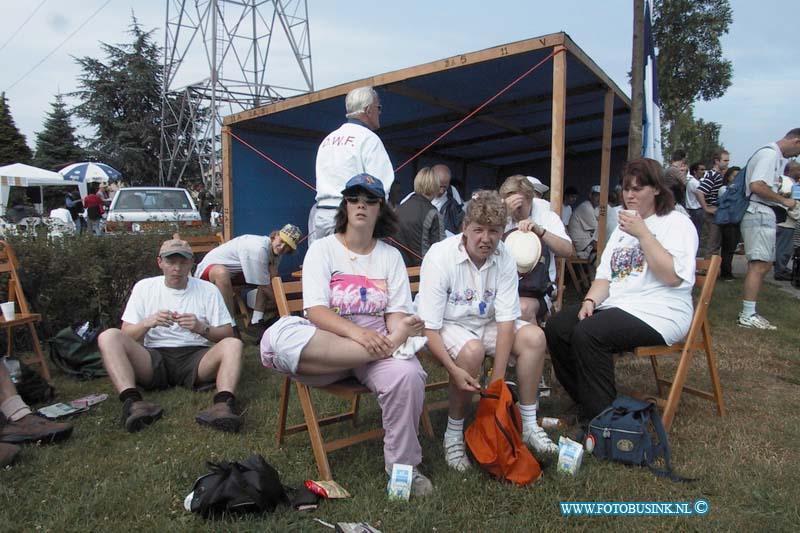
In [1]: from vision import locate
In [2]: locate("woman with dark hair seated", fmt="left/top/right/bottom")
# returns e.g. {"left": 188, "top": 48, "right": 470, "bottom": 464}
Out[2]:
{"left": 545, "top": 158, "right": 698, "bottom": 422}
{"left": 259, "top": 173, "right": 433, "bottom": 497}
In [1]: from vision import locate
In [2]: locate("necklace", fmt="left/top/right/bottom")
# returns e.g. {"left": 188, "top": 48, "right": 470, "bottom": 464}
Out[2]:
{"left": 339, "top": 234, "right": 374, "bottom": 278}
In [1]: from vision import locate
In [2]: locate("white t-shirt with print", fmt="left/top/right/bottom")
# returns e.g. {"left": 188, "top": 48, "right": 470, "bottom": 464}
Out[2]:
{"left": 195, "top": 234, "right": 279, "bottom": 286}
{"left": 121, "top": 276, "right": 233, "bottom": 348}
{"left": 595, "top": 210, "right": 697, "bottom": 345}
{"left": 302, "top": 235, "right": 412, "bottom": 334}
{"left": 504, "top": 197, "right": 571, "bottom": 282}
{"left": 417, "top": 234, "right": 520, "bottom": 333}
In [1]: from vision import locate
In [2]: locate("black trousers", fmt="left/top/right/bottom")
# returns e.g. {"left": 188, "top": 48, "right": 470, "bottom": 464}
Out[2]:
{"left": 544, "top": 305, "right": 665, "bottom": 421}
{"left": 720, "top": 223, "right": 740, "bottom": 277}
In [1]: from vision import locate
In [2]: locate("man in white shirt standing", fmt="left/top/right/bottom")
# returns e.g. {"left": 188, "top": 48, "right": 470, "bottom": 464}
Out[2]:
{"left": 685, "top": 162, "right": 706, "bottom": 238}
{"left": 416, "top": 191, "right": 558, "bottom": 473}
{"left": 98, "top": 238, "right": 244, "bottom": 433}
{"left": 310, "top": 86, "right": 394, "bottom": 244}
{"left": 738, "top": 129, "right": 800, "bottom": 330}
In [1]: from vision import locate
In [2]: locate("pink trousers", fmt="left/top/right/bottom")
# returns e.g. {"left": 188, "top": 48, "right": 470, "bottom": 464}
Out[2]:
{"left": 263, "top": 325, "right": 427, "bottom": 470}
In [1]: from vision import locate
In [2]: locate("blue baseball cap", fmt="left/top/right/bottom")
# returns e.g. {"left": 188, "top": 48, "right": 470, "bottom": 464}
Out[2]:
{"left": 341, "top": 173, "right": 385, "bottom": 199}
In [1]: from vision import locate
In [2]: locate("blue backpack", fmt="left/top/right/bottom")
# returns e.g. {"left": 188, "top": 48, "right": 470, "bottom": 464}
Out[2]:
{"left": 714, "top": 145, "right": 774, "bottom": 225}
{"left": 588, "top": 395, "right": 693, "bottom": 482}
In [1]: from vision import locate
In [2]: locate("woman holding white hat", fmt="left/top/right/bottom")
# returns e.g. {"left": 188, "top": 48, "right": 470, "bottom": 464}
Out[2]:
{"left": 499, "top": 175, "right": 573, "bottom": 323}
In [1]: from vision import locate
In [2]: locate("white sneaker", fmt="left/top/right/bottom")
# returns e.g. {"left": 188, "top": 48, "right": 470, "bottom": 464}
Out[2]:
{"left": 737, "top": 313, "right": 777, "bottom": 330}
{"left": 522, "top": 424, "right": 559, "bottom": 455}
{"left": 443, "top": 434, "right": 471, "bottom": 472}
{"left": 411, "top": 469, "right": 434, "bottom": 497}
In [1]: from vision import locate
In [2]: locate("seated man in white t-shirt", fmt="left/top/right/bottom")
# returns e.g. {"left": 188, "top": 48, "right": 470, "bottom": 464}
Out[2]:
{"left": 195, "top": 224, "right": 302, "bottom": 332}
{"left": 499, "top": 175, "right": 573, "bottom": 322}
{"left": 97, "top": 238, "right": 244, "bottom": 433}
{"left": 416, "top": 191, "right": 559, "bottom": 473}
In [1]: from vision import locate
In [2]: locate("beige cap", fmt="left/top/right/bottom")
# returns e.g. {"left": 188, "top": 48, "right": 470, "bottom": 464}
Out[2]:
{"left": 159, "top": 238, "right": 193, "bottom": 259}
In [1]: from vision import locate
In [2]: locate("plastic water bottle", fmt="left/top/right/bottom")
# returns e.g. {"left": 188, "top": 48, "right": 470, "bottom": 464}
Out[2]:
{"left": 792, "top": 183, "right": 800, "bottom": 200}
{"left": 2, "top": 356, "right": 21, "bottom": 384}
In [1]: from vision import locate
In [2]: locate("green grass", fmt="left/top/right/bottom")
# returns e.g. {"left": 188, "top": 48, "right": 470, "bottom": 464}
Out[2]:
{"left": 2, "top": 279, "right": 800, "bottom": 532}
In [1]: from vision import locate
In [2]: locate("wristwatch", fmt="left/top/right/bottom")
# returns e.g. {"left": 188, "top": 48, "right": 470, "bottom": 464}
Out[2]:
{"left": 201, "top": 324, "right": 210, "bottom": 336}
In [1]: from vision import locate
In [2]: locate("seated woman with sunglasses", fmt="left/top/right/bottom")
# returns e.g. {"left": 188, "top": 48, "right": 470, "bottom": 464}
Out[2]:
{"left": 260, "top": 173, "right": 433, "bottom": 497}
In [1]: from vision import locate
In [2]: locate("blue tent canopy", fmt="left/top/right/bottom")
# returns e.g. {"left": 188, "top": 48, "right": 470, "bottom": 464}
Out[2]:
{"left": 223, "top": 32, "right": 631, "bottom": 274}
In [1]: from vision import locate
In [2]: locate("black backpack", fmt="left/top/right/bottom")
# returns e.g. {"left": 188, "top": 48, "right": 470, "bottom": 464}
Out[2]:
{"left": 188, "top": 455, "right": 288, "bottom": 519}
{"left": 14, "top": 359, "right": 55, "bottom": 405}
{"left": 503, "top": 229, "right": 553, "bottom": 299}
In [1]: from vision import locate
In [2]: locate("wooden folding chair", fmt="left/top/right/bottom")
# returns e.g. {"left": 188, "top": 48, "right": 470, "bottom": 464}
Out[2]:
{"left": 273, "top": 270, "right": 435, "bottom": 480}
{"left": 630, "top": 255, "right": 725, "bottom": 432}
{"left": 565, "top": 255, "right": 592, "bottom": 294}
{"left": 0, "top": 240, "right": 51, "bottom": 380}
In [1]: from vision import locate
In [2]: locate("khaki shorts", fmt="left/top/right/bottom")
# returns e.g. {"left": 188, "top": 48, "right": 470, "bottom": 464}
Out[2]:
{"left": 440, "top": 319, "right": 532, "bottom": 360}
{"left": 741, "top": 207, "right": 776, "bottom": 262}
{"left": 141, "top": 346, "right": 211, "bottom": 390}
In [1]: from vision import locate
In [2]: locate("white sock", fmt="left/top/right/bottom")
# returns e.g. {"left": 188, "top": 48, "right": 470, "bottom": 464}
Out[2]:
{"left": 1, "top": 395, "right": 32, "bottom": 422}
{"left": 741, "top": 300, "right": 756, "bottom": 317}
{"left": 251, "top": 310, "right": 265, "bottom": 324}
{"left": 444, "top": 417, "right": 464, "bottom": 441}
{"left": 518, "top": 402, "right": 538, "bottom": 432}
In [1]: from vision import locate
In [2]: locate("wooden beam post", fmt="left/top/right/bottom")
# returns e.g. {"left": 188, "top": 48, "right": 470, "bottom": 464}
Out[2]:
{"left": 222, "top": 126, "right": 233, "bottom": 241}
{"left": 549, "top": 49, "right": 567, "bottom": 218}
{"left": 596, "top": 89, "right": 615, "bottom": 259}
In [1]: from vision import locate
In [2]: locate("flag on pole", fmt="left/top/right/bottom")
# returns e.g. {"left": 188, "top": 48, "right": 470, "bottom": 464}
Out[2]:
{"left": 642, "top": 0, "right": 663, "bottom": 163}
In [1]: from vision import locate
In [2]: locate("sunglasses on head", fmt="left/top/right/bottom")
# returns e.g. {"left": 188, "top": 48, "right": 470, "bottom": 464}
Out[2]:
{"left": 344, "top": 195, "right": 381, "bottom": 205}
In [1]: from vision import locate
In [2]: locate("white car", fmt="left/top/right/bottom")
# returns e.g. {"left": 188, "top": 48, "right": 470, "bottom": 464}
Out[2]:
{"left": 105, "top": 187, "right": 203, "bottom": 233}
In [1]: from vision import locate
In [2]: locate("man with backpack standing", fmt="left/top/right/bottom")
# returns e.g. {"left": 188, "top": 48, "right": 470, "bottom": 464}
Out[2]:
{"left": 696, "top": 150, "right": 730, "bottom": 256}
{"left": 738, "top": 129, "right": 800, "bottom": 330}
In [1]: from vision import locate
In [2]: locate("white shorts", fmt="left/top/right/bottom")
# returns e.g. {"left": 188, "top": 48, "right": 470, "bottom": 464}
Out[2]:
{"left": 741, "top": 206, "right": 776, "bottom": 262}
{"left": 260, "top": 315, "right": 316, "bottom": 374}
{"left": 440, "top": 319, "right": 531, "bottom": 360}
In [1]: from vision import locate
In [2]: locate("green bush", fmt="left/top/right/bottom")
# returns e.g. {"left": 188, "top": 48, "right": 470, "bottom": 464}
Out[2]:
{"left": 5, "top": 233, "right": 180, "bottom": 337}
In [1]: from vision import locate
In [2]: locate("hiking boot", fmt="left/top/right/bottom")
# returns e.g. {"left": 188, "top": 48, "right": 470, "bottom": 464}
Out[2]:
{"left": 411, "top": 469, "right": 434, "bottom": 497}
{"left": 522, "top": 424, "right": 559, "bottom": 455}
{"left": 196, "top": 401, "right": 242, "bottom": 433}
{"left": 0, "top": 414, "right": 73, "bottom": 444}
{"left": 443, "top": 434, "right": 471, "bottom": 472}
{"left": 122, "top": 399, "right": 164, "bottom": 433}
{"left": 0, "top": 442, "right": 20, "bottom": 467}
{"left": 737, "top": 313, "right": 777, "bottom": 330}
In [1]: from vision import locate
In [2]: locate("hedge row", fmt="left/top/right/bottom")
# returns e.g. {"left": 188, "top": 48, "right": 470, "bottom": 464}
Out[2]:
{"left": 5, "top": 233, "right": 191, "bottom": 338}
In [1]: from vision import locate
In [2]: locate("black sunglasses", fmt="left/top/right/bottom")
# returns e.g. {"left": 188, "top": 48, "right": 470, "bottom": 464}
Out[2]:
{"left": 344, "top": 195, "right": 381, "bottom": 205}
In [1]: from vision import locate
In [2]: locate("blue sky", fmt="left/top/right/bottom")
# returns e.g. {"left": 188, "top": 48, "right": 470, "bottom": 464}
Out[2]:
{"left": 2, "top": 0, "right": 797, "bottom": 167}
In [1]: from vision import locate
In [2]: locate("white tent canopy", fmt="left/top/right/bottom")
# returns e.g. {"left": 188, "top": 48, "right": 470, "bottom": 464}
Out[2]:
{"left": 0, "top": 163, "right": 86, "bottom": 216}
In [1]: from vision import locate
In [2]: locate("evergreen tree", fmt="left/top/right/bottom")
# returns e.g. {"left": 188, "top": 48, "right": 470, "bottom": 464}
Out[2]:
{"left": 33, "top": 94, "right": 84, "bottom": 171}
{"left": 72, "top": 17, "right": 163, "bottom": 184}
{"left": 0, "top": 92, "right": 33, "bottom": 166}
